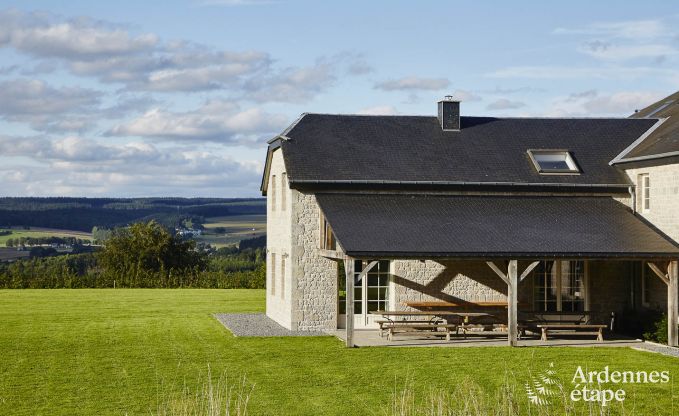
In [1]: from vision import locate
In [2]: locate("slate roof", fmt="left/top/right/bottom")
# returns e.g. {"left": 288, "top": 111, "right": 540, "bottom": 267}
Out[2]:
{"left": 271, "top": 114, "right": 656, "bottom": 192}
{"left": 316, "top": 193, "right": 679, "bottom": 258}
{"left": 615, "top": 90, "right": 679, "bottom": 163}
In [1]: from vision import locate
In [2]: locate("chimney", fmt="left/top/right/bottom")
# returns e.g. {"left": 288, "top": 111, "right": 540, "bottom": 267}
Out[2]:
{"left": 437, "top": 95, "right": 460, "bottom": 131}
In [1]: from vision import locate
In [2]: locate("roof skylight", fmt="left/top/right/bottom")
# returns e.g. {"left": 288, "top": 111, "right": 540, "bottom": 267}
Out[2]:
{"left": 644, "top": 100, "right": 674, "bottom": 118}
{"left": 527, "top": 150, "right": 580, "bottom": 175}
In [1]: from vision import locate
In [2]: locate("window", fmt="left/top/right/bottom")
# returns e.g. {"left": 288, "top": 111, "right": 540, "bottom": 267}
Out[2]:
{"left": 281, "top": 173, "right": 287, "bottom": 211}
{"left": 320, "top": 214, "right": 336, "bottom": 250}
{"left": 533, "top": 260, "right": 586, "bottom": 312}
{"left": 270, "top": 175, "right": 276, "bottom": 211}
{"left": 527, "top": 150, "right": 580, "bottom": 174}
{"left": 645, "top": 101, "right": 674, "bottom": 118}
{"left": 638, "top": 173, "right": 650, "bottom": 212}
{"left": 281, "top": 255, "right": 286, "bottom": 299}
{"left": 338, "top": 260, "right": 390, "bottom": 316}
{"left": 270, "top": 252, "right": 276, "bottom": 295}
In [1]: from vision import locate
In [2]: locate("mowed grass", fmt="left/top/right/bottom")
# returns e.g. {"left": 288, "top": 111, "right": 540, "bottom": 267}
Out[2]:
{"left": 0, "top": 228, "right": 91, "bottom": 245}
{"left": 199, "top": 214, "right": 265, "bottom": 247}
{"left": 1, "top": 290, "right": 679, "bottom": 415}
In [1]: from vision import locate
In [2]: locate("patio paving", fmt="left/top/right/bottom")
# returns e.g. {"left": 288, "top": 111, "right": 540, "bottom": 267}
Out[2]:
{"left": 330, "top": 329, "right": 646, "bottom": 348}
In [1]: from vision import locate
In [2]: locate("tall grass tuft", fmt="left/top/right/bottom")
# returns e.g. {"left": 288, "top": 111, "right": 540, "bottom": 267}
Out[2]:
{"left": 388, "top": 371, "right": 621, "bottom": 416}
{"left": 154, "top": 366, "right": 253, "bottom": 416}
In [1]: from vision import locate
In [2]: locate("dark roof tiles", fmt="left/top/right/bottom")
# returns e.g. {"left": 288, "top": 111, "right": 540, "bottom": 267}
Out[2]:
{"left": 280, "top": 114, "right": 655, "bottom": 187}
{"left": 316, "top": 193, "right": 679, "bottom": 258}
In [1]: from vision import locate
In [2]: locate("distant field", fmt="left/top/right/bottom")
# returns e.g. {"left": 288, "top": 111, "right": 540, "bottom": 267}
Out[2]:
{"left": 199, "top": 214, "right": 266, "bottom": 247}
{"left": 0, "top": 227, "right": 92, "bottom": 245}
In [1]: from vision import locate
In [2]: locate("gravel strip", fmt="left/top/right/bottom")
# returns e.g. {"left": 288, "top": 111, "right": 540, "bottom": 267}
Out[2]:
{"left": 215, "top": 313, "right": 328, "bottom": 337}
{"left": 633, "top": 342, "right": 679, "bottom": 358}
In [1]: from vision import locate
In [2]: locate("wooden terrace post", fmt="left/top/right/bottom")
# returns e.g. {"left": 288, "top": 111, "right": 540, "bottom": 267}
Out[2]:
{"left": 668, "top": 261, "right": 678, "bottom": 347}
{"left": 507, "top": 260, "right": 518, "bottom": 347}
{"left": 344, "top": 257, "right": 355, "bottom": 348}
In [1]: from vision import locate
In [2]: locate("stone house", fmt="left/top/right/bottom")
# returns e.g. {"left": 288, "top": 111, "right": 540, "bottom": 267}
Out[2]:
{"left": 261, "top": 92, "right": 679, "bottom": 347}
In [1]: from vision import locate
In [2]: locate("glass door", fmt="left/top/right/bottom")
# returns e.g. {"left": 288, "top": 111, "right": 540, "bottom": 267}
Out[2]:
{"left": 338, "top": 260, "right": 390, "bottom": 329}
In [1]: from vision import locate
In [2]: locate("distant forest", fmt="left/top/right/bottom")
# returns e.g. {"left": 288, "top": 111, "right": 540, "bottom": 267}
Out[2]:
{"left": 0, "top": 197, "right": 265, "bottom": 231}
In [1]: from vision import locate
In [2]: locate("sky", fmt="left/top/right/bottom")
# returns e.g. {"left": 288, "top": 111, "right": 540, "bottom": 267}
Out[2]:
{"left": 0, "top": 1, "right": 678, "bottom": 197}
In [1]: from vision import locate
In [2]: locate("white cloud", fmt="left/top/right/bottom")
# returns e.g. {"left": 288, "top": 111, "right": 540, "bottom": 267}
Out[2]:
{"left": 543, "top": 90, "right": 664, "bottom": 117}
{"left": 0, "top": 10, "right": 158, "bottom": 59}
{"left": 486, "top": 65, "right": 679, "bottom": 80}
{"left": 0, "top": 134, "right": 263, "bottom": 196}
{"left": 486, "top": 99, "right": 525, "bottom": 111}
{"left": 450, "top": 89, "right": 482, "bottom": 102}
{"left": 107, "top": 100, "right": 288, "bottom": 144}
{"left": 554, "top": 19, "right": 667, "bottom": 39}
{"left": 578, "top": 41, "right": 677, "bottom": 61}
{"left": 374, "top": 76, "right": 450, "bottom": 91}
{"left": 357, "top": 105, "right": 400, "bottom": 115}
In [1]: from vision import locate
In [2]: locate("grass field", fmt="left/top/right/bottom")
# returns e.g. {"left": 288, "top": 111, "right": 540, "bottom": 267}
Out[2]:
{"left": 1, "top": 290, "right": 679, "bottom": 415}
{"left": 0, "top": 227, "right": 91, "bottom": 245}
{"left": 199, "top": 214, "right": 265, "bottom": 247}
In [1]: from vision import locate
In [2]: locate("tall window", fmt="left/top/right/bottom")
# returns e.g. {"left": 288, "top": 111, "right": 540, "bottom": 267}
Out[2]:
{"left": 533, "top": 260, "right": 586, "bottom": 312}
{"left": 320, "top": 214, "right": 336, "bottom": 250}
{"left": 281, "top": 255, "right": 286, "bottom": 298}
{"left": 270, "top": 175, "right": 276, "bottom": 211}
{"left": 338, "top": 260, "right": 390, "bottom": 315}
{"left": 270, "top": 252, "right": 276, "bottom": 295}
{"left": 281, "top": 173, "right": 287, "bottom": 211}
{"left": 638, "top": 173, "right": 650, "bottom": 212}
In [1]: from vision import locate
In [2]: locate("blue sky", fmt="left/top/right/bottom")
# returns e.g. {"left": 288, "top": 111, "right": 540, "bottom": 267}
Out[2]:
{"left": 0, "top": 1, "right": 678, "bottom": 197}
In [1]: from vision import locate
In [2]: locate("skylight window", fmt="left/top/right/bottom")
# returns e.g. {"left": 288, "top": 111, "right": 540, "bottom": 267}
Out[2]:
{"left": 527, "top": 150, "right": 580, "bottom": 175}
{"left": 644, "top": 100, "right": 674, "bottom": 118}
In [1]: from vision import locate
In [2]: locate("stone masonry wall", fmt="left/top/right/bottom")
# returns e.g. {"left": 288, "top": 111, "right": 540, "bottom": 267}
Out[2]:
{"left": 265, "top": 149, "right": 293, "bottom": 328}
{"left": 289, "top": 190, "right": 338, "bottom": 330}
{"left": 623, "top": 163, "right": 679, "bottom": 242}
{"left": 391, "top": 260, "right": 534, "bottom": 309}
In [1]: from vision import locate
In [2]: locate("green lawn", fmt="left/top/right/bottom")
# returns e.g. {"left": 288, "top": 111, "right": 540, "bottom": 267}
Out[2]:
{"left": 1, "top": 290, "right": 678, "bottom": 415}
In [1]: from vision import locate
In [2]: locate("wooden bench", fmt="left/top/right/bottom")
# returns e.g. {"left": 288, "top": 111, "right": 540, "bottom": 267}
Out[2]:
{"left": 382, "top": 322, "right": 459, "bottom": 341}
{"left": 537, "top": 324, "right": 606, "bottom": 341}
{"left": 375, "top": 319, "right": 444, "bottom": 337}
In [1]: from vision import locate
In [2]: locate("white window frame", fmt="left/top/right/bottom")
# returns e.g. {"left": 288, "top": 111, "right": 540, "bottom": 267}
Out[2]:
{"left": 638, "top": 173, "right": 650, "bottom": 212}
{"left": 527, "top": 149, "right": 581, "bottom": 175}
{"left": 270, "top": 174, "right": 276, "bottom": 211}
{"left": 281, "top": 254, "right": 286, "bottom": 299}
{"left": 270, "top": 252, "right": 276, "bottom": 296}
{"left": 532, "top": 260, "right": 588, "bottom": 312}
{"left": 281, "top": 172, "right": 287, "bottom": 211}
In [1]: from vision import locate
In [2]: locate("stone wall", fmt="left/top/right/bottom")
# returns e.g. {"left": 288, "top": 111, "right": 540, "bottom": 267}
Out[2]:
{"left": 622, "top": 163, "right": 679, "bottom": 242}
{"left": 265, "top": 149, "right": 293, "bottom": 328}
{"left": 289, "top": 190, "right": 338, "bottom": 330}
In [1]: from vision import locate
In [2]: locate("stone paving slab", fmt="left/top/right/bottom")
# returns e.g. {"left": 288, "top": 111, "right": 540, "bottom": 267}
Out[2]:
{"left": 215, "top": 313, "right": 328, "bottom": 337}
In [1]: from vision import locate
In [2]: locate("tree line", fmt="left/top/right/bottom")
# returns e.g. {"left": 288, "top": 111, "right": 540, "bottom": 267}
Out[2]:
{"left": 0, "top": 221, "right": 265, "bottom": 289}
{"left": 0, "top": 197, "right": 265, "bottom": 231}
{"left": 5, "top": 236, "right": 92, "bottom": 248}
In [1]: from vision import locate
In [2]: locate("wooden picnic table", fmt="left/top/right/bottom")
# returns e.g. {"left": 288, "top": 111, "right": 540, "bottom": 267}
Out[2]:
{"left": 370, "top": 310, "right": 505, "bottom": 339}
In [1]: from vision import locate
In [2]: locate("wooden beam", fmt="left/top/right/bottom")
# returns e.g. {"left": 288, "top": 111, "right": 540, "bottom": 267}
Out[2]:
{"left": 668, "top": 261, "right": 678, "bottom": 347}
{"left": 648, "top": 262, "right": 670, "bottom": 285}
{"left": 319, "top": 249, "right": 347, "bottom": 261}
{"left": 486, "top": 261, "right": 509, "bottom": 284}
{"left": 520, "top": 261, "right": 540, "bottom": 282}
{"left": 344, "top": 257, "right": 355, "bottom": 348}
{"left": 356, "top": 261, "right": 378, "bottom": 283}
{"left": 507, "top": 260, "right": 518, "bottom": 347}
